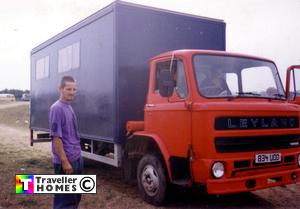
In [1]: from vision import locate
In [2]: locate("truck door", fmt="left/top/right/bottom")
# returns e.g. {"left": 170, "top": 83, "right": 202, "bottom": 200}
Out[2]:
{"left": 286, "top": 65, "right": 300, "bottom": 105}
{"left": 146, "top": 58, "right": 192, "bottom": 182}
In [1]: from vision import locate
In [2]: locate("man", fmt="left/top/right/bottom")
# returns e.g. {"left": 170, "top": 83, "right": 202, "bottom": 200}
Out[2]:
{"left": 199, "top": 69, "right": 231, "bottom": 97}
{"left": 49, "top": 76, "right": 82, "bottom": 209}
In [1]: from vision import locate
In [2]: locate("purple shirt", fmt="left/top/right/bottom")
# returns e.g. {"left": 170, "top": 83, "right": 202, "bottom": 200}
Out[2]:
{"left": 49, "top": 100, "right": 81, "bottom": 164}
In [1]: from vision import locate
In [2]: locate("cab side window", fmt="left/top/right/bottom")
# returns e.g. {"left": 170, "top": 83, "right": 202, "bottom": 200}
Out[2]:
{"left": 154, "top": 60, "right": 188, "bottom": 99}
{"left": 155, "top": 61, "right": 171, "bottom": 92}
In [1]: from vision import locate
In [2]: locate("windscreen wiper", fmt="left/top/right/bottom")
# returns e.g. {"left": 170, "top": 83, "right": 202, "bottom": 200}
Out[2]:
{"left": 272, "top": 93, "right": 286, "bottom": 100}
{"left": 237, "top": 92, "right": 261, "bottom": 96}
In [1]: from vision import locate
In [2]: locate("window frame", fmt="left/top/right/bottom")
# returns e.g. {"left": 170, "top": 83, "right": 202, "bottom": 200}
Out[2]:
{"left": 154, "top": 58, "right": 189, "bottom": 100}
{"left": 58, "top": 41, "right": 81, "bottom": 73}
{"left": 35, "top": 55, "right": 50, "bottom": 80}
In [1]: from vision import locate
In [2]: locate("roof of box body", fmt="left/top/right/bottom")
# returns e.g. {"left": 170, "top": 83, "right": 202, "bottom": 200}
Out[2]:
{"left": 31, "top": 1, "right": 224, "bottom": 54}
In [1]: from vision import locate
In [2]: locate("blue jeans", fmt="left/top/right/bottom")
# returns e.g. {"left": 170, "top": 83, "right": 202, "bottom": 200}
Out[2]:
{"left": 53, "top": 157, "right": 83, "bottom": 209}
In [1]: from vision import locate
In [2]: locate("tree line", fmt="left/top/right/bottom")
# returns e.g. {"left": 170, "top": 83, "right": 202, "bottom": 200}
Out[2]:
{"left": 0, "top": 89, "right": 30, "bottom": 100}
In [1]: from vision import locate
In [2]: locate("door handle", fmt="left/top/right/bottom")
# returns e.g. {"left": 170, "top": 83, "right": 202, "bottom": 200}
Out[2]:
{"left": 146, "top": 104, "right": 155, "bottom": 108}
{"left": 184, "top": 101, "right": 192, "bottom": 110}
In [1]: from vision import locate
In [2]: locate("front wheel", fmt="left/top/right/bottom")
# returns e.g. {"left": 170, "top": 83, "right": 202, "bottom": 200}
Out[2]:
{"left": 137, "top": 154, "right": 167, "bottom": 206}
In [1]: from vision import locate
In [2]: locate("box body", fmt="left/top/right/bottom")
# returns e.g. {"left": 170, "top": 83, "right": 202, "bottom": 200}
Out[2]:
{"left": 30, "top": 2, "right": 225, "bottom": 143}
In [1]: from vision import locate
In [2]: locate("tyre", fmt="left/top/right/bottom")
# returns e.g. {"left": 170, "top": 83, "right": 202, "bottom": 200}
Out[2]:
{"left": 137, "top": 154, "right": 167, "bottom": 205}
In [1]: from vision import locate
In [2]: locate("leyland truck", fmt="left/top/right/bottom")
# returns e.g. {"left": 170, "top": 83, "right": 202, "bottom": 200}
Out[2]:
{"left": 30, "top": 1, "right": 300, "bottom": 205}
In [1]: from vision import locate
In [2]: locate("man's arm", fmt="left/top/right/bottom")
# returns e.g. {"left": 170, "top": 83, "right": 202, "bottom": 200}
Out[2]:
{"left": 53, "top": 136, "right": 73, "bottom": 174}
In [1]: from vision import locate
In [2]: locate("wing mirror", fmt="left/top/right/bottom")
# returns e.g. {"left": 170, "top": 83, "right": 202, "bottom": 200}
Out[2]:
{"left": 158, "top": 69, "right": 175, "bottom": 97}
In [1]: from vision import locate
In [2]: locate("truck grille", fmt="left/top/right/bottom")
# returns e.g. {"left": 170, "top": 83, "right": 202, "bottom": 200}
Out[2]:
{"left": 215, "top": 116, "right": 299, "bottom": 130}
{"left": 215, "top": 134, "right": 300, "bottom": 153}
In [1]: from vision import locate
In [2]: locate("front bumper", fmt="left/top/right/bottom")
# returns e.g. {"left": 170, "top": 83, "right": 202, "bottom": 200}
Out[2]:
{"left": 206, "top": 168, "right": 300, "bottom": 194}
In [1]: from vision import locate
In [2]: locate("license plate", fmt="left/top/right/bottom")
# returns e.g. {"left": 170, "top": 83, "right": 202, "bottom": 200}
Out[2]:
{"left": 255, "top": 153, "right": 281, "bottom": 164}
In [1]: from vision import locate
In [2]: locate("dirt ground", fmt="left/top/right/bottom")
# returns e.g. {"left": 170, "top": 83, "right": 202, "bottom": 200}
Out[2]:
{"left": 0, "top": 102, "right": 300, "bottom": 209}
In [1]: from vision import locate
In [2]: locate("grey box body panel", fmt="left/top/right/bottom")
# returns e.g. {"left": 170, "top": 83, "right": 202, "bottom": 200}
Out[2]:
{"left": 30, "top": 2, "right": 225, "bottom": 144}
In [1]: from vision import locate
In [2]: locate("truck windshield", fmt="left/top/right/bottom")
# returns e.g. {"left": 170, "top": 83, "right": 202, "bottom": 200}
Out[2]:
{"left": 193, "top": 54, "right": 285, "bottom": 99}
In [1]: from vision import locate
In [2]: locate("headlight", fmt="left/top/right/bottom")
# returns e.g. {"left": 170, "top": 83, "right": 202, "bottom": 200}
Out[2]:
{"left": 212, "top": 162, "right": 225, "bottom": 178}
{"left": 298, "top": 153, "right": 300, "bottom": 167}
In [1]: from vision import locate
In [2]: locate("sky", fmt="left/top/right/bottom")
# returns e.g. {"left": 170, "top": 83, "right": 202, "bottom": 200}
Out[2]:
{"left": 0, "top": 0, "right": 300, "bottom": 90}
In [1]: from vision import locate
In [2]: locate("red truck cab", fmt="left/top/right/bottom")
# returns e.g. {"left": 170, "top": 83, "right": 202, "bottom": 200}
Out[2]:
{"left": 127, "top": 50, "right": 300, "bottom": 205}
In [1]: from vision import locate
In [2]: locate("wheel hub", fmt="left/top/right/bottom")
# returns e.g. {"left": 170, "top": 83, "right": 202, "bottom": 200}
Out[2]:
{"left": 141, "top": 165, "right": 159, "bottom": 196}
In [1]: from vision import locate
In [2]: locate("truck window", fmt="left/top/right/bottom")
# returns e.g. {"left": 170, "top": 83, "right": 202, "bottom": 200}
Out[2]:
{"left": 155, "top": 61, "right": 171, "bottom": 93}
{"left": 226, "top": 73, "right": 238, "bottom": 94}
{"left": 174, "top": 60, "right": 188, "bottom": 99}
{"left": 193, "top": 55, "right": 285, "bottom": 99}
{"left": 295, "top": 70, "right": 300, "bottom": 95}
{"left": 242, "top": 66, "right": 277, "bottom": 96}
{"left": 58, "top": 41, "right": 80, "bottom": 73}
{"left": 154, "top": 60, "right": 188, "bottom": 99}
{"left": 36, "top": 56, "right": 49, "bottom": 80}
{"left": 289, "top": 69, "right": 300, "bottom": 99}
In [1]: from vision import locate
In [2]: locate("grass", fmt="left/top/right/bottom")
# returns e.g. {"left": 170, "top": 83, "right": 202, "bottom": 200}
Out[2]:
{"left": 0, "top": 102, "right": 29, "bottom": 130}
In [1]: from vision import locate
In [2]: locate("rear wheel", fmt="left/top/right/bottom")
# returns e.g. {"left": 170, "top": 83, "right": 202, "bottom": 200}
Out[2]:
{"left": 137, "top": 154, "right": 167, "bottom": 206}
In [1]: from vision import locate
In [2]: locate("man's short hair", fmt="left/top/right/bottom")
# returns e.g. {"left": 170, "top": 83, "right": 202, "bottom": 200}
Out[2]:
{"left": 60, "top": 76, "right": 76, "bottom": 88}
